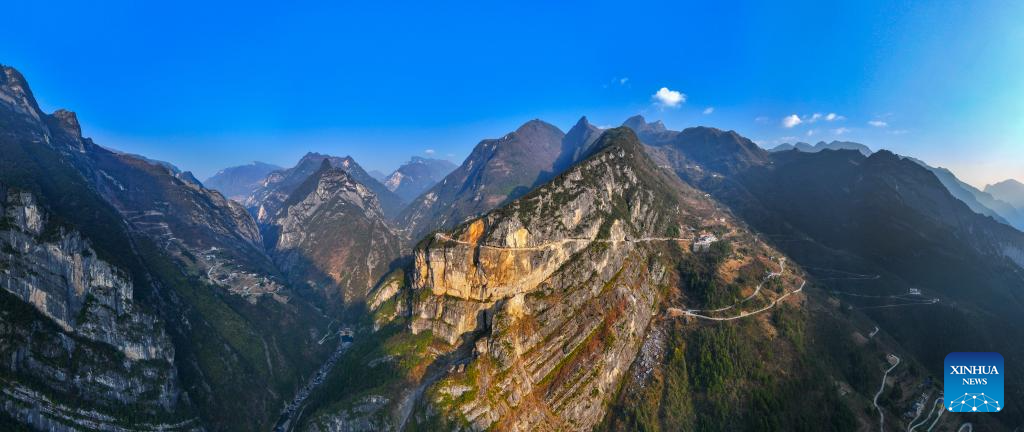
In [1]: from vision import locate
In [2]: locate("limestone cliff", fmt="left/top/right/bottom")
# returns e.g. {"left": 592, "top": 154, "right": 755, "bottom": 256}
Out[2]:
{"left": 0, "top": 186, "right": 193, "bottom": 431}
{"left": 304, "top": 128, "right": 809, "bottom": 431}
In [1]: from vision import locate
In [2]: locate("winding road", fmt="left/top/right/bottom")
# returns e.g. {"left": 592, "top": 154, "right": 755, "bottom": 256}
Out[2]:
{"left": 433, "top": 232, "right": 691, "bottom": 251}
{"left": 680, "top": 280, "right": 805, "bottom": 321}
{"left": 908, "top": 397, "right": 943, "bottom": 432}
{"left": 874, "top": 354, "right": 900, "bottom": 432}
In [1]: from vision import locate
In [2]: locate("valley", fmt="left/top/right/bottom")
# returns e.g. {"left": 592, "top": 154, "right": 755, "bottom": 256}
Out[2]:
{"left": 1, "top": 63, "right": 1022, "bottom": 432}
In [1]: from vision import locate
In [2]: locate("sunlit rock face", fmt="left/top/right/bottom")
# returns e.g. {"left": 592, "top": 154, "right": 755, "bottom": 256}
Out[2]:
{"left": 394, "top": 129, "right": 690, "bottom": 429}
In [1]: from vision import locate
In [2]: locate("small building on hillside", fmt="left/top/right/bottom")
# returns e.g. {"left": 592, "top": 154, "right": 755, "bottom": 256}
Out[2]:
{"left": 692, "top": 233, "right": 719, "bottom": 252}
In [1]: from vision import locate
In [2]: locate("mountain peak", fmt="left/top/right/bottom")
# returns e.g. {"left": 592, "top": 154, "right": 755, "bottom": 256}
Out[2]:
{"left": 583, "top": 126, "right": 645, "bottom": 161}
{"left": 622, "top": 114, "right": 647, "bottom": 129}
{"left": 514, "top": 118, "right": 562, "bottom": 136}
{"left": 51, "top": 109, "right": 82, "bottom": 137}
{"left": 989, "top": 178, "right": 1024, "bottom": 188}
{"left": 985, "top": 178, "right": 1024, "bottom": 208}
{"left": 1, "top": 64, "right": 42, "bottom": 117}
{"left": 622, "top": 114, "right": 667, "bottom": 133}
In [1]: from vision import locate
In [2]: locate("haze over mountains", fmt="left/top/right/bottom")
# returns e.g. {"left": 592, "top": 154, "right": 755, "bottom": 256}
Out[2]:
{"left": 203, "top": 161, "right": 283, "bottom": 200}
{"left": 987, "top": 179, "right": 1024, "bottom": 209}
{"left": 3, "top": 64, "right": 1024, "bottom": 432}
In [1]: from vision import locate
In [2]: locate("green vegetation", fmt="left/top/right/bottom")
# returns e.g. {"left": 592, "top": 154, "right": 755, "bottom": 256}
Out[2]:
{"left": 603, "top": 305, "right": 860, "bottom": 432}
{"left": 678, "top": 239, "right": 741, "bottom": 308}
{"left": 299, "top": 322, "right": 438, "bottom": 430}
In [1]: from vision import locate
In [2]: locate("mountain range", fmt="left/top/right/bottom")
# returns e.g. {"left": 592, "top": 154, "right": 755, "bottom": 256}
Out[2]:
{"left": 772, "top": 138, "right": 1024, "bottom": 231}
{"left": 203, "top": 161, "right": 283, "bottom": 200}
{"left": 769, "top": 140, "right": 873, "bottom": 156}
{"left": 2, "top": 65, "right": 1023, "bottom": 431}
{"left": 987, "top": 179, "right": 1024, "bottom": 209}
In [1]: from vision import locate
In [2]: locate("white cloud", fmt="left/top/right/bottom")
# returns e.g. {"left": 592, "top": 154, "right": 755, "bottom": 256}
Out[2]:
{"left": 868, "top": 120, "right": 888, "bottom": 128}
{"left": 889, "top": 129, "right": 909, "bottom": 135}
{"left": 832, "top": 127, "right": 851, "bottom": 135}
{"left": 653, "top": 87, "right": 686, "bottom": 108}
{"left": 782, "top": 114, "right": 802, "bottom": 128}
{"left": 424, "top": 149, "right": 436, "bottom": 155}
{"left": 806, "top": 129, "right": 815, "bottom": 137}
{"left": 804, "top": 112, "right": 844, "bottom": 123}
{"left": 703, "top": 107, "right": 714, "bottom": 115}
{"left": 755, "top": 116, "right": 771, "bottom": 124}
{"left": 620, "top": 77, "right": 629, "bottom": 85}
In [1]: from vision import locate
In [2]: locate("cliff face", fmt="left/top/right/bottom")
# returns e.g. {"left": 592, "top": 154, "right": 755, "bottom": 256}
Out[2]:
{"left": 0, "top": 187, "right": 191, "bottom": 431}
{"left": 264, "top": 163, "right": 402, "bottom": 305}
{"left": 0, "top": 64, "right": 332, "bottom": 431}
{"left": 403, "top": 129, "right": 716, "bottom": 430}
{"left": 300, "top": 128, "right": 810, "bottom": 431}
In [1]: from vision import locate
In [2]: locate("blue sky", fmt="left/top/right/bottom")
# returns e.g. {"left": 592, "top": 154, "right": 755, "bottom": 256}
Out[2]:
{"left": 2, "top": 1, "right": 1021, "bottom": 185}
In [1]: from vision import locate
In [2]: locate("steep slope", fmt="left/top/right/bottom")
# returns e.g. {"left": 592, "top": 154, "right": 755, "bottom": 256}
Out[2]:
{"left": 663, "top": 143, "right": 1024, "bottom": 428}
{"left": 262, "top": 161, "right": 402, "bottom": 306}
{"left": 0, "top": 79, "right": 192, "bottom": 429}
{"left": 204, "top": 161, "right": 283, "bottom": 201}
{"left": 295, "top": 128, "right": 879, "bottom": 431}
{"left": 395, "top": 119, "right": 566, "bottom": 242}
{"left": 552, "top": 116, "right": 604, "bottom": 173}
{"left": 986, "top": 179, "right": 1024, "bottom": 209}
{"left": 0, "top": 65, "right": 331, "bottom": 431}
{"left": 383, "top": 156, "right": 457, "bottom": 202}
{"left": 246, "top": 152, "right": 406, "bottom": 220}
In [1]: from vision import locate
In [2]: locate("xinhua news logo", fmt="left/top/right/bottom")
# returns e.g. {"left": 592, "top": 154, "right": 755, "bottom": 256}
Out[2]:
{"left": 944, "top": 352, "right": 1004, "bottom": 413}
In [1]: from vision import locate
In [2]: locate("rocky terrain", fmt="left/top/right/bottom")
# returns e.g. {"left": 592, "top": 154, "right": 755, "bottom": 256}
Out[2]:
{"left": 0, "top": 186, "right": 193, "bottom": 431}
{"left": 295, "top": 128, "right": 848, "bottom": 431}
{"left": 261, "top": 161, "right": 402, "bottom": 306}
{"left": 0, "top": 64, "right": 333, "bottom": 431}
{"left": 246, "top": 153, "right": 406, "bottom": 221}
{"left": 3, "top": 58, "right": 1023, "bottom": 431}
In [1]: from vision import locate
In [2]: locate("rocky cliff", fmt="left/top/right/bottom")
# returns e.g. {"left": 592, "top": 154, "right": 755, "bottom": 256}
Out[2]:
{"left": 0, "top": 186, "right": 194, "bottom": 431}
{"left": 263, "top": 161, "right": 402, "bottom": 306}
{"left": 1, "top": 64, "right": 332, "bottom": 431}
{"left": 301, "top": 128, "right": 813, "bottom": 431}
